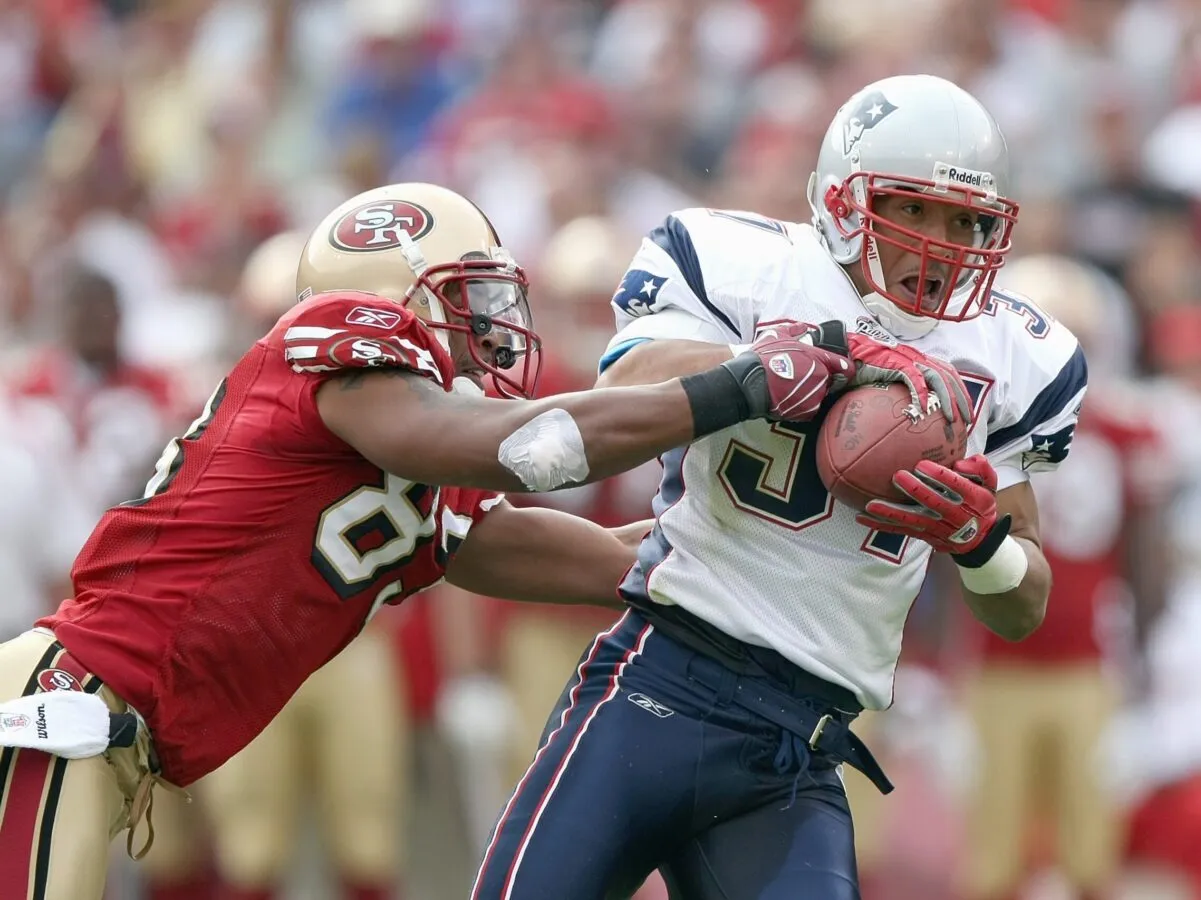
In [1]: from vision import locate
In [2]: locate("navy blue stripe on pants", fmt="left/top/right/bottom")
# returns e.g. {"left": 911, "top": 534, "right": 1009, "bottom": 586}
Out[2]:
{"left": 471, "top": 610, "right": 654, "bottom": 899}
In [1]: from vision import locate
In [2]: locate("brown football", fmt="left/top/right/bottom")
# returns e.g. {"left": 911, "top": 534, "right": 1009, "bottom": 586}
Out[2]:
{"left": 815, "top": 382, "right": 968, "bottom": 512}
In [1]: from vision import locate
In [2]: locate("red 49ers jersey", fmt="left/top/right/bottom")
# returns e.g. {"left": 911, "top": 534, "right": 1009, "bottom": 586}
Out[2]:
{"left": 39, "top": 294, "right": 496, "bottom": 786}
{"left": 978, "top": 388, "right": 1167, "bottom": 664}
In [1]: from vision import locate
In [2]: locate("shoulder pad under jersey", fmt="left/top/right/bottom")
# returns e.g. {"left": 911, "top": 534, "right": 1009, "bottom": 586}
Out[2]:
{"left": 277, "top": 292, "right": 455, "bottom": 387}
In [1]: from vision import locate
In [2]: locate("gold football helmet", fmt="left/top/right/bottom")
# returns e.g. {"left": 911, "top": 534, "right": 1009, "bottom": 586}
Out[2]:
{"left": 240, "top": 230, "right": 308, "bottom": 323}
{"left": 996, "top": 254, "right": 1104, "bottom": 348}
{"left": 297, "top": 182, "right": 541, "bottom": 398}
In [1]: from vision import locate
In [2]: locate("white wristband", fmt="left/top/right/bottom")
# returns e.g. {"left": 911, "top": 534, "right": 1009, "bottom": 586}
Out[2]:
{"left": 956, "top": 535, "right": 1029, "bottom": 595}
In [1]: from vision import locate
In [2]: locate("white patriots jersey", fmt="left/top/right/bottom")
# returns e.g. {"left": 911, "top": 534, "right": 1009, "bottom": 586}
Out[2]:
{"left": 603, "top": 208, "right": 1087, "bottom": 710}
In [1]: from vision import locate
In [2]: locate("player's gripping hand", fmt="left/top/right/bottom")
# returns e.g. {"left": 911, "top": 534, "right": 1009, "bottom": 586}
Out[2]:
{"left": 835, "top": 331, "right": 972, "bottom": 426}
{"left": 720, "top": 322, "right": 853, "bottom": 422}
{"left": 857, "top": 454, "right": 1011, "bottom": 560}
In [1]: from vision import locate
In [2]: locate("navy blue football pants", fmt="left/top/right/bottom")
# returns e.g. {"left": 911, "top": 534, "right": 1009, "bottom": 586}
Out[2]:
{"left": 470, "top": 609, "right": 872, "bottom": 900}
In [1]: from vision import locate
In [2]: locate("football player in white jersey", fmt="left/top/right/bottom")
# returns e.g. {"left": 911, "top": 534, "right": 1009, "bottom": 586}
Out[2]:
{"left": 471, "top": 75, "right": 1086, "bottom": 900}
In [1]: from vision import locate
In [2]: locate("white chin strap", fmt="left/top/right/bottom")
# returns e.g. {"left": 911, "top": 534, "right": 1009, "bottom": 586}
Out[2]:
{"left": 396, "top": 229, "right": 454, "bottom": 356}
{"left": 861, "top": 291, "right": 939, "bottom": 340}
{"left": 860, "top": 234, "right": 939, "bottom": 340}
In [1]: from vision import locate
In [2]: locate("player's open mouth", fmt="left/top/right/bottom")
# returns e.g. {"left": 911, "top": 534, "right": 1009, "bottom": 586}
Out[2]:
{"left": 897, "top": 275, "right": 945, "bottom": 309}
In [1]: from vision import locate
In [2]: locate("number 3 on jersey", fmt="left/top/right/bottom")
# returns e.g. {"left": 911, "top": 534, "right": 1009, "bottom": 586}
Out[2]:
{"left": 718, "top": 421, "right": 906, "bottom": 561}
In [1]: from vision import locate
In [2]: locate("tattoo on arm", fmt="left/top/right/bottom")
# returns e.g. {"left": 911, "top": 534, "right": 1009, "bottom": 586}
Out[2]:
{"left": 333, "top": 368, "right": 478, "bottom": 410}
{"left": 335, "top": 368, "right": 413, "bottom": 391}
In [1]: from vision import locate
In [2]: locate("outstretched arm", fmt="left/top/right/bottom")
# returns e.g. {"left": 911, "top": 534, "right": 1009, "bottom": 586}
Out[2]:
{"left": 317, "top": 326, "right": 849, "bottom": 493}
{"left": 317, "top": 369, "right": 706, "bottom": 492}
{"left": 597, "top": 339, "right": 736, "bottom": 388}
{"left": 445, "top": 500, "right": 630, "bottom": 607}
{"left": 600, "top": 328, "right": 971, "bottom": 424}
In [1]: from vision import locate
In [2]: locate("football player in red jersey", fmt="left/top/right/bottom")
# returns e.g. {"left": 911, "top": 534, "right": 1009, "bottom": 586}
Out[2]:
{"left": 961, "top": 255, "right": 1171, "bottom": 900}
{"left": 0, "top": 182, "right": 892, "bottom": 900}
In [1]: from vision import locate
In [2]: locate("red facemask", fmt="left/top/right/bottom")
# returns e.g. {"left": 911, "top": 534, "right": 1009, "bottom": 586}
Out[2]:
{"left": 404, "top": 256, "right": 543, "bottom": 399}
{"left": 825, "top": 171, "right": 1019, "bottom": 322}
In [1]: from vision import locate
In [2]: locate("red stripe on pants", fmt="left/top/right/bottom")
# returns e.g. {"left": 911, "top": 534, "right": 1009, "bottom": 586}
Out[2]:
{"left": 0, "top": 748, "right": 53, "bottom": 898}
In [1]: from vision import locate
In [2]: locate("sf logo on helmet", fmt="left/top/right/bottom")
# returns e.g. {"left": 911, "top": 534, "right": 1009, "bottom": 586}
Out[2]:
{"left": 330, "top": 201, "right": 435, "bottom": 252}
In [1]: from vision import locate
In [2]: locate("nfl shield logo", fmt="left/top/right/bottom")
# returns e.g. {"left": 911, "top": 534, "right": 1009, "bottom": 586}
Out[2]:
{"left": 768, "top": 354, "right": 795, "bottom": 380}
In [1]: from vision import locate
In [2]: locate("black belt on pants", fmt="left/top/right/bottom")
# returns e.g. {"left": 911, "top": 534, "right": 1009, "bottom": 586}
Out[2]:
{"left": 627, "top": 598, "right": 895, "bottom": 795}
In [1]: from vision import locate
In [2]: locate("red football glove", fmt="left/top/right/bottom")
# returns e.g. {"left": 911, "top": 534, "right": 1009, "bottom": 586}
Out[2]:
{"left": 857, "top": 454, "right": 1003, "bottom": 555}
{"left": 724, "top": 322, "right": 853, "bottom": 422}
{"left": 845, "top": 333, "right": 972, "bottom": 426}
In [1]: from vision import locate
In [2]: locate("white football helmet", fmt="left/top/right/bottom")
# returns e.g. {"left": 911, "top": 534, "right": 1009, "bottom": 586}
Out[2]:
{"left": 808, "top": 75, "right": 1019, "bottom": 339}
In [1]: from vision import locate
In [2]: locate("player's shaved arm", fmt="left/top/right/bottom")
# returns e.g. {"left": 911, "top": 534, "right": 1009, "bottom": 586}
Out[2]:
{"left": 445, "top": 500, "right": 629, "bottom": 607}
{"left": 316, "top": 368, "right": 735, "bottom": 493}
{"left": 957, "top": 480, "right": 1053, "bottom": 641}
{"left": 596, "top": 339, "right": 735, "bottom": 389}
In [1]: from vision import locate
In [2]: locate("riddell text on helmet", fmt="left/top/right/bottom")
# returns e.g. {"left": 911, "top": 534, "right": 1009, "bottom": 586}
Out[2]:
{"left": 931, "top": 162, "right": 996, "bottom": 192}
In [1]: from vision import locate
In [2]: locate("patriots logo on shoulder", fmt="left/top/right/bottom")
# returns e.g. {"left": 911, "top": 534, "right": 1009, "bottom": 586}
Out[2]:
{"left": 841, "top": 90, "right": 899, "bottom": 158}
{"left": 612, "top": 270, "right": 668, "bottom": 317}
{"left": 1022, "top": 423, "right": 1076, "bottom": 469}
{"left": 346, "top": 306, "right": 402, "bottom": 330}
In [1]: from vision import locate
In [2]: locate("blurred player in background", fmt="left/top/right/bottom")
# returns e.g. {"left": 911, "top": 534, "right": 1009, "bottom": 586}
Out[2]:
{"left": 0, "top": 392, "right": 91, "bottom": 644}
{"left": 0, "top": 181, "right": 854, "bottom": 900}
{"left": 1107, "top": 486, "right": 1201, "bottom": 900}
{"left": 960, "top": 255, "right": 1171, "bottom": 900}
{"left": 1100, "top": 306, "right": 1201, "bottom": 900}
{"left": 473, "top": 75, "right": 1086, "bottom": 899}
{"left": 7, "top": 253, "right": 213, "bottom": 900}
{"left": 13, "top": 265, "right": 181, "bottom": 515}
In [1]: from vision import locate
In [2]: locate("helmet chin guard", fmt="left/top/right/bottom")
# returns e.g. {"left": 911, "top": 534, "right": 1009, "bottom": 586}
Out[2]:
{"left": 859, "top": 291, "right": 939, "bottom": 340}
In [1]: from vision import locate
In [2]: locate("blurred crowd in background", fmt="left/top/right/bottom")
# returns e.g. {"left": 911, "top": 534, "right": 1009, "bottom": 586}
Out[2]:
{"left": 3, "top": 0, "right": 1201, "bottom": 898}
